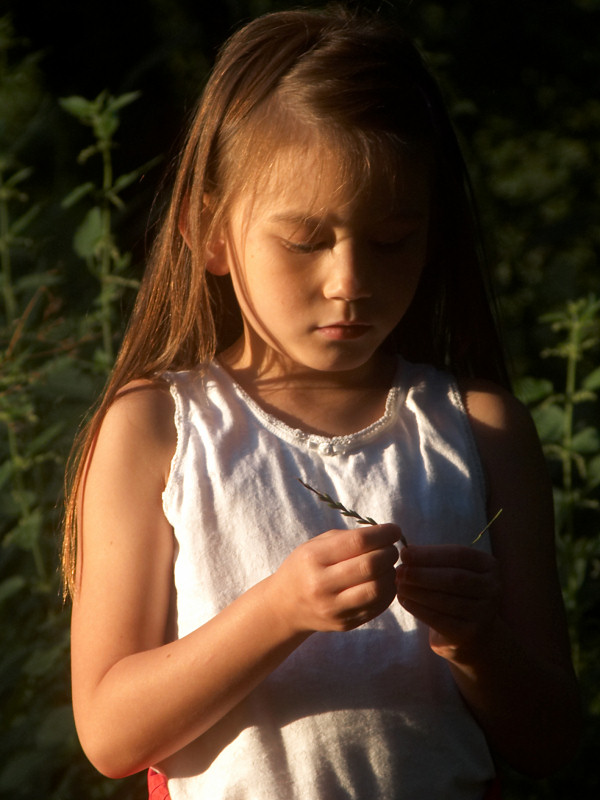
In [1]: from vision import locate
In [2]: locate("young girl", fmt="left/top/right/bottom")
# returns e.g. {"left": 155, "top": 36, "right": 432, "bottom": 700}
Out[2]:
{"left": 64, "top": 6, "right": 580, "bottom": 799}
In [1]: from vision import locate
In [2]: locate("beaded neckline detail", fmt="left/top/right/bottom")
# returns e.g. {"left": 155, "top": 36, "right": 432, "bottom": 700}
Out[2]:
{"left": 209, "top": 360, "right": 407, "bottom": 456}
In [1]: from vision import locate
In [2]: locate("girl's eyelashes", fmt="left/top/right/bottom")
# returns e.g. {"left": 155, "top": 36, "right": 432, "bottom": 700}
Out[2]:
{"left": 281, "top": 233, "right": 418, "bottom": 255}
{"left": 371, "top": 233, "right": 413, "bottom": 251}
{"left": 370, "top": 219, "right": 424, "bottom": 250}
{"left": 281, "top": 238, "right": 327, "bottom": 254}
{"left": 275, "top": 221, "right": 329, "bottom": 254}
{"left": 276, "top": 218, "right": 425, "bottom": 255}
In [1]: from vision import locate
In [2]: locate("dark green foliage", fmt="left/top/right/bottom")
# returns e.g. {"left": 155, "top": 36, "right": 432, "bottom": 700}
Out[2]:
{"left": 0, "top": 14, "right": 148, "bottom": 798}
{"left": 510, "top": 297, "right": 600, "bottom": 799}
{"left": 0, "top": 2, "right": 598, "bottom": 798}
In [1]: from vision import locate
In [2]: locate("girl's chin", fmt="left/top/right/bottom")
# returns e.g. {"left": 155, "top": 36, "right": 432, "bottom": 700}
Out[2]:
{"left": 220, "top": 334, "right": 389, "bottom": 380}
{"left": 280, "top": 350, "right": 388, "bottom": 381}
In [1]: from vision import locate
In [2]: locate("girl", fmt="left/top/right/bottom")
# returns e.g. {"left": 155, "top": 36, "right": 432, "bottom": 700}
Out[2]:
{"left": 64, "top": 6, "right": 580, "bottom": 799}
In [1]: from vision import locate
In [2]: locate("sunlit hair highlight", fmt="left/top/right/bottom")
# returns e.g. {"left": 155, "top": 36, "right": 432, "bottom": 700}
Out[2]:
{"left": 62, "top": 6, "right": 509, "bottom": 598}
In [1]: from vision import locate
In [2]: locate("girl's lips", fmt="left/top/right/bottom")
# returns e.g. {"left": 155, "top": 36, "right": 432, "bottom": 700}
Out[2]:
{"left": 317, "top": 323, "right": 372, "bottom": 340}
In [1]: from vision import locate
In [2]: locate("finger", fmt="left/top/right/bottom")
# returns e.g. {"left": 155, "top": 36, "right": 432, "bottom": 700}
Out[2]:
{"left": 397, "top": 589, "right": 500, "bottom": 653}
{"left": 335, "top": 575, "right": 398, "bottom": 628}
{"left": 397, "top": 564, "right": 498, "bottom": 600}
{"left": 317, "top": 524, "right": 404, "bottom": 565}
{"left": 400, "top": 544, "right": 495, "bottom": 572}
{"left": 325, "top": 544, "right": 399, "bottom": 593}
{"left": 397, "top": 594, "right": 470, "bottom": 636}
{"left": 397, "top": 583, "right": 493, "bottom": 620}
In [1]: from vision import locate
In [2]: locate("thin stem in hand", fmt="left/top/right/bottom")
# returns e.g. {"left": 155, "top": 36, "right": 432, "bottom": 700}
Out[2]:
{"left": 472, "top": 507, "right": 503, "bottom": 544}
{"left": 299, "top": 478, "right": 502, "bottom": 548}
{"left": 298, "top": 479, "right": 409, "bottom": 547}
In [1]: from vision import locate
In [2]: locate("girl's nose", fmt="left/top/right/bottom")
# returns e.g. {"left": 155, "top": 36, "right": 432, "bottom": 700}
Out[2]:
{"left": 322, "top": 241, "right": 371, "bottom": 301}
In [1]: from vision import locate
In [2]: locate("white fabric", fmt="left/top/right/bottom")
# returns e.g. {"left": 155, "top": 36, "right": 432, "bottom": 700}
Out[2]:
{"left": 159, "top": 359, "right": 496, "bottom": 799}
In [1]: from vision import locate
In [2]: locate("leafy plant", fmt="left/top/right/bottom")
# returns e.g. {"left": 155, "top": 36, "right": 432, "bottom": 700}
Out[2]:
{"left": 515, "top": 296, "right": 600, "bottom": 611}
{"left": 0, "top": 23, "right": 150, "bottom": 795}
{"left": 59, "top": 90, "right": 158, "bottom": 369}
{"left": 512, "top": 295, "right": 600, "bottom": 798}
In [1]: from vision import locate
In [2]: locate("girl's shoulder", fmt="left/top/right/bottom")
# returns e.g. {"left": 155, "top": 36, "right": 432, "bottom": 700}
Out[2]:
{"left": 456, "top": 377, "right": 545, "bottom": 491}
{"left": 112, "top": 376, "right": 174, "bottom": 413}
{"left": 456, "top": 383, "right": 573, "bottom": 693}
{"left": 99, "top": 378, "right": 177, "bottom": 486}
{"left": 456, "top": 377, "right": 552, "bottom": 549}
{"left": 456, "top": 377, "right": 533, "bottom": 437}
{"left": 410, "top": 365, "right": 535, "bottom": 448}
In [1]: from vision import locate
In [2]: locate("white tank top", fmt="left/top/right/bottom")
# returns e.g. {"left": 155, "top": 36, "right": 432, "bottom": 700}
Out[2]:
{"left": 160, "top": 358, "right": 495, "bottom": 799}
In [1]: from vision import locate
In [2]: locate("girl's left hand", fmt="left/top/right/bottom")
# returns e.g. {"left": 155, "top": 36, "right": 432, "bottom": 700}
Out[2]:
{"left": 395, "top": 544, "right": 501, "bottom": 662}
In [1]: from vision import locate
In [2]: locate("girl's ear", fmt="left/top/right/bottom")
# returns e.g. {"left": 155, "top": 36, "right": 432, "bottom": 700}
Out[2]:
{"left": 205, "top": 235, "right": 229, "bottom": 276}
{"left": 179, "top": 193, "right": 230, "bottom": 276}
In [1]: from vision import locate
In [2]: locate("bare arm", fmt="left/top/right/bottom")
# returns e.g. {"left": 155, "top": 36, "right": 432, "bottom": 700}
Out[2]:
{"left": 396, "top": 381, "right": 581, "bottom": 777}
{"left": 71, "top": 383, "right": 401, "bottom": 778}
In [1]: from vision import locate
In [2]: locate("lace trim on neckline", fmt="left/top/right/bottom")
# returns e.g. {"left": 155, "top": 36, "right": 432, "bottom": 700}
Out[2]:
{"left": 208, "top": 360, "right": 407, "bottom": 456}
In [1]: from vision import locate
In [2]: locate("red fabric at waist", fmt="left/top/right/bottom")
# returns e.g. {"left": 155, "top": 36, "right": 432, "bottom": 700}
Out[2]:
{"left": 147, "top": 768, "right": 501, "bottom": 798}
{"left": 148, "top": 768, "right": 170, "bottom": 799}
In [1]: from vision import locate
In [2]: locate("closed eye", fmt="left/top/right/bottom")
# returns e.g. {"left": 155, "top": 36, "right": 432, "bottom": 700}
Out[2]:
{"left": 281, "top": 239, "right": 327, "bottom": 254}
{"left": 371, "top": 224, "right": 422, "bottom": 252}
{"left": 371, "top": 237, "right": 411, "bottom": 252}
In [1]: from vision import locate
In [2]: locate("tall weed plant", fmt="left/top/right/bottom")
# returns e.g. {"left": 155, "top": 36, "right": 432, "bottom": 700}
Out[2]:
{"left": 0, "top": 16, "right": 147, "bottom": 798}
{"left": 510, "top": 296, "right": 600, "bottom": 798}
{"left": 60, "top": 89, "right": 159, "bottom": 370}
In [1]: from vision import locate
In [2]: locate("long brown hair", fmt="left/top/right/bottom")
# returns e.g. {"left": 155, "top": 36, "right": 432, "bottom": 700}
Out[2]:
{"left": 62, "top": 5, "right": 509, "bottom": 597}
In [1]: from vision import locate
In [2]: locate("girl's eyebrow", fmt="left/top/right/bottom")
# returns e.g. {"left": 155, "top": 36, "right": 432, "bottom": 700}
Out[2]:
{"left": 268, "top": 208, "right": 426, "bottom": 226}
{"left": 268, "top": 212, "right": 326, "bottom": 226}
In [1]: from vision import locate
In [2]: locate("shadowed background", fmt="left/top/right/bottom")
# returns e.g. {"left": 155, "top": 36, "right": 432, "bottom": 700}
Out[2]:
{"left": 1, "top": 1, "right": 598, "bottom": 797}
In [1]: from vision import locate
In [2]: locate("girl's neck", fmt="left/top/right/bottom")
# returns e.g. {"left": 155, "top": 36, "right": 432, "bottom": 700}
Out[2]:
{"left": 217, "top": 343, "right": 397, "bottom": 437}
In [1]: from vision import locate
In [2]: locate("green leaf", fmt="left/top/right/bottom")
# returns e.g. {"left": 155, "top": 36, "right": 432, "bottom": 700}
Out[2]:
{"left": 588, "top": 454, "right": 600, "bottom": 487}
{"left": 10, "top": 202, "right": 40, "bottom": 236}
{"left": 23, "top": 639, "right": 68, "bottom": 679}
{"left": 0, "top": 575, "right": 26, "bottom": 605}
{"left": 112, "top": 168, "right": 144, "bottom": 195}
{"left": 3, "top": 510, "right": 42, "bottom": 551}
{"left": 37, "top": 356, "right": 97, "bottom": 401}
{"left": 92, "top": 347, "right": 112, "bottom": 373}
{"left": 0, "top": 751, "right": 50, "bottom": 793}
{"left": 583, "top": 366, "right": 600, "bottom": 392}
{"left": 76, "top": 144, "right": 100, "bottom": 164}
{"left": 73, "top": 206, "right": 103, "bottom": 259}
{"left": 107, "top": 90, "right": 142, "bottom": 114}
{"left": 572, "top": 390, "right": 597, "bottom": 404}
{"left": 514, "top": 376, "right": 554, "bottom": 405}
{"left": 105, "top": 189, "right": 125, "bottom": 209}
{"left": 0, "top": 459, "right": 13, "bottom": 490}
{"left": 532, "top": 403, "right": 565, "bottom": 443}
{"left": 61, "top": 181, "right": 95, "bottom": 209}
{"left": 35, "top": 705, "right": 76, "bottom": 749}
{"left": 59, "top": 94, "right": 95, "bottom": 122}
{"left": 14, "top": 270, "right": 61, "bottom": 292}
{"left": 571, "top": 427, "right": 600, "bottom": 455}
{"left": 23, "top": 422, "right": 64, "bottom": 458}
{"left": 4, "top": 166, "right": 33, "bottom": 188}
{"left": 94, "top": 109, "right": 119, "bottom": 141}
{"left": 555, "top": 532, "right": 598, "bottom": 609}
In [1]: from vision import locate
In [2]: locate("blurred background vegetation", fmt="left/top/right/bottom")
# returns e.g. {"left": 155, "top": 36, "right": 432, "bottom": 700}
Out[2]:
{"left": 0, "top": 0, "right": 598, "bottom": 797}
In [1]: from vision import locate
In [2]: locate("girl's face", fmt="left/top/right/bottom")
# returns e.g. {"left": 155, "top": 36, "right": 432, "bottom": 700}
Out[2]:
{"left": 211, "top": 146, "right": 430, "bottom": 382}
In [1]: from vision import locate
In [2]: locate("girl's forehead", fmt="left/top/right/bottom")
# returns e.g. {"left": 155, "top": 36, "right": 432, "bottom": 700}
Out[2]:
{"left": 245, "top": 143, "right": 431, "bottom": 220}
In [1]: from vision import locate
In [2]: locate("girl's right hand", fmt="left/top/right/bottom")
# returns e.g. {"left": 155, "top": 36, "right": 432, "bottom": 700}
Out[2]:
{"left": 270, "top": 524, "right": 403, "bottom": 633}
